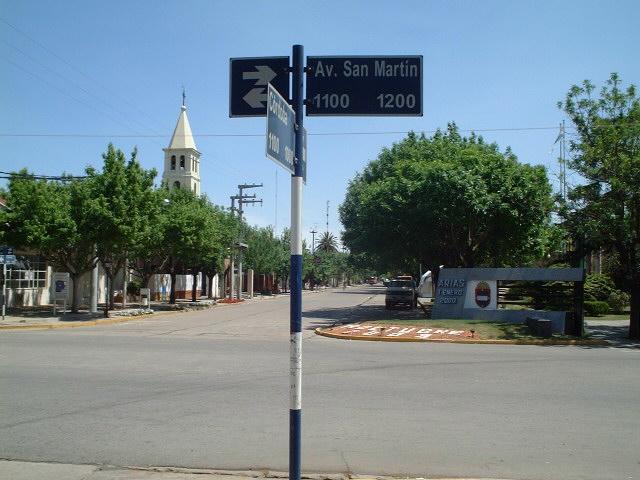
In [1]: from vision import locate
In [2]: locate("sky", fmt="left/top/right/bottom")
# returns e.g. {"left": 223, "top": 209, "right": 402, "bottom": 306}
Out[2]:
{"left": 1, "top": 0, "right": 639, "bottom": 248}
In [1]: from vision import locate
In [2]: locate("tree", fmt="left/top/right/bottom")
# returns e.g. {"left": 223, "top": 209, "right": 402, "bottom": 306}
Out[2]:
{"left": 0, "top": 172, "right": 96, "bottom": 312}
{"left": 161, "top": 188, "right": 219, "bottom": 303}
{"left": 340, "top": 127, "right": 555, "bottom": 281}
{"left": 558, "top": 73, "right": 640, "bottom": 338}
{"left": 244, "top": 226, "right": 281, "bottom": 275}
{"left": 200, "top": 207, "right": 238, "bottom": 299}
{"left": 84, "top": 144, "right": 157, "bottom": 309}
{"left": 130, "top": 188, "right": 170, "bottom": 289}
{"left": 316, "top": 232, "right": 339, "bottom": 253}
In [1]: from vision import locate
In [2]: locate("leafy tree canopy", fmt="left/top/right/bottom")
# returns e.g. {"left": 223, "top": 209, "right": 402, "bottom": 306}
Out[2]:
{"left": 558, "top": 73, "right": 640, "bottom": 337}
{"left": 340, "top": 125, "right": 555, "bottom": 274}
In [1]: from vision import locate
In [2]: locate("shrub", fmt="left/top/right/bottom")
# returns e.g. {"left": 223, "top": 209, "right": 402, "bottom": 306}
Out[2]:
{"left": 584, "top": 273, "right": 616, "bottom": 302}
{"left": 584, "top": 300, "right": 610, "bottom": 316}
{"left": 607, "top": 290, "right": 630, "bottom": 313}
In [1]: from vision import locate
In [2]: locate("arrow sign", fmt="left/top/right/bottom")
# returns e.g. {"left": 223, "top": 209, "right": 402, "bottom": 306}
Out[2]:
{"left": 230, "top": 57, "right": 290, "bottom": 117}
{"left": 242, "top": 65, "right": 277, "bottom": 85}
{"left": 243, "top": 88, "right": 268, "bottom": 108}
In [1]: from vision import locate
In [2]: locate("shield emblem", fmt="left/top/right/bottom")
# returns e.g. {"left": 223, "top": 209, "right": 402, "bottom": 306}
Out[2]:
{"left": 475, "top": 281, "right": 491, "bottom": 308}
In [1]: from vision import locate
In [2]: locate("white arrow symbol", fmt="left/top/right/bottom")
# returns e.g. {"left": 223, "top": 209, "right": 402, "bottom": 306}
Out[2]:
{"left": 242, "top": 65, "right": 277, "bottom": 86}
{"left": 243, "top": 87, "right": 267, "bottom": 108}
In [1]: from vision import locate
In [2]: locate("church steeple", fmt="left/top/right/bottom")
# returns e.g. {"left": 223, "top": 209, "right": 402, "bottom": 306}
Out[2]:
{"left": 162, "top": 100, "right": 201, "bottom": 195}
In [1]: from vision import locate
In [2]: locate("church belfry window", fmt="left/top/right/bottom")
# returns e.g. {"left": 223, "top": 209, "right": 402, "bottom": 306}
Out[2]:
{"left": 174, "top": 181, "right": 180, "bottom": 189}
{"left": 171, "top": 155, "right": 176, "bottom": 170}
{"left": 180, "top": 155, "right": 185, "bottom": 169}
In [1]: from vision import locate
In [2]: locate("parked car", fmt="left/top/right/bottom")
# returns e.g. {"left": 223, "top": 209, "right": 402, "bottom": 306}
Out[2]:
{"left": 385, "top": 278, "right": 417, "bottom": 309}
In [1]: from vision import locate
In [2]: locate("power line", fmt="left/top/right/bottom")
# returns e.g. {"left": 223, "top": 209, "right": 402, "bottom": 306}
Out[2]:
{"left": 0, "top": 126, "right": 570, "bottom": 139}
{"left": 1, "top": 39, "right": 157, "bottom": 136}
{"left": 0, "top": 16, "right": 165, "bottom": 132}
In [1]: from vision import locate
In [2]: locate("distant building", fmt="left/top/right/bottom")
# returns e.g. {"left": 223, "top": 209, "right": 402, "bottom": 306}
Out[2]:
{"left": 162, "top": 104, "right": 201, "bottom": 195}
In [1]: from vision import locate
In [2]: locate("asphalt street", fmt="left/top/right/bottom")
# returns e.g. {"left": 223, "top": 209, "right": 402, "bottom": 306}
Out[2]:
{"left": 1, "top": 286, "right": 638, "bottom": 480}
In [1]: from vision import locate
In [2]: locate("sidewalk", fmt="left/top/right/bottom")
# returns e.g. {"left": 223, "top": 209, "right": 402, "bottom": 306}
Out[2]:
{"left": 0, "top": 460, "right": 498, "bottom": 480}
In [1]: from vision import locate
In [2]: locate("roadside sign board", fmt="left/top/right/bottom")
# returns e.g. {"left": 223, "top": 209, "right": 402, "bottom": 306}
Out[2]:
{"left": 230, "top": 57, "right": 290, "bottom": 117}
{"left": 266, "top": 83, "right": 295, "bottom": 174}
{"left": 52, "top": 272, "right": 69, "bottom": 300}
{"left": 306, "top": 56, "right": 423, "bottom": 116}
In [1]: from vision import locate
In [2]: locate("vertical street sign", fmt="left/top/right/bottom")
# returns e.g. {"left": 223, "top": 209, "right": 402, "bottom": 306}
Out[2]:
{"left": 266, "top": 83, "right": 295, "bottom": 174}
{"left": 300, "top": 127, "right": 307, "bottom": 184}
{"left": 229, "top": 57, "right": 290, "bottom": 117}
{"left": 306, "top": 55, "right": 423, "bottom": 116}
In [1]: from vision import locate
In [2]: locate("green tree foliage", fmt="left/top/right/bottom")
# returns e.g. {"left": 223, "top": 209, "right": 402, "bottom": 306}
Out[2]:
{"left": 558, "top": 73, "right": 640, "bottom": 337}
{"left": 84, "top": 144, "right": 157, "bottom": 308}
{"left": 244, "top": 226, "right": 282, "bottom": 275}
{"left": 340, "top": 126, "right": 555, "bottom": 278}
{"left": 0, "top": 171, "right": 96, "bottom": 312}
{"left": 316, "top": 232, "right": 339, "bottom": 253}
{"left": 161, "top": 188, "right": 222, "bottom": 303}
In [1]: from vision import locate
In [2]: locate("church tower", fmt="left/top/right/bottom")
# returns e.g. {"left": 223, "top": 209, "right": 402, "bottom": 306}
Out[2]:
{"left": 162, "top": 100, "right": 201, "bottom": 195}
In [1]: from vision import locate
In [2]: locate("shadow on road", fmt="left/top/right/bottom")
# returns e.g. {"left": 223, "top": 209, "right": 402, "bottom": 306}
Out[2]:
{"left": 583, "top": 322, "right": 640, "bottom": 349}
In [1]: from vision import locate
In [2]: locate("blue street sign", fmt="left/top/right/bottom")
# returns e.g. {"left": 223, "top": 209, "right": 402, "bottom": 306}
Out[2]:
{"left": 0, "top": 255, "right": 16, "bottom": 265}
{"left": 306, "top": 56, "right": 423, "bottom": 116}
{"left": 266, "top": 83, "right": 295, "bottom": 174}
{"left": 300, "top": 126, "right": 307, "bottom": 184}
{"left": 229, "top": 57, "right": 290, "bottom": 117}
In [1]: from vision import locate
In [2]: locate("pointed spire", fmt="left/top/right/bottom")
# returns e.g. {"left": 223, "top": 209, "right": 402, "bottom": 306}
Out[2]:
{"left": 167, "top": 102, "right": 197, "bottom": 150}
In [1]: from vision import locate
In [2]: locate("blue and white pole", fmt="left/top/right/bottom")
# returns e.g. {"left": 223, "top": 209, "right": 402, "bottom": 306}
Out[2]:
{"left": 289, "top": 43, "right": 304, "bottom": 480}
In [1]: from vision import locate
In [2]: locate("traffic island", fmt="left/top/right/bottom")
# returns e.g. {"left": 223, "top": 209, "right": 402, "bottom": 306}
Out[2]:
{"left": 315, "top": 320, "right": 609, "bottom": 345}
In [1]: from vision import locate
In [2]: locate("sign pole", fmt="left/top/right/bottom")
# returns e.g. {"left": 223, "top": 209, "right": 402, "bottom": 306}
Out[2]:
{"left": 2, "top": 262, "right": 6, "bottom": 320}
{"left": 289, "top": 43, "right": 304, "bottom": 480}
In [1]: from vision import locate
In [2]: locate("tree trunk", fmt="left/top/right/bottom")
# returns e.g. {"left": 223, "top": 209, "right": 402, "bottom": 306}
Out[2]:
{"left": 629, "top": 270, "right": 640, "bottom": 339}
{"left": 191, "top": 272, "right": 198, "bottom": 302}
{"left": 70, "top": 272, "right": 81, "bottom": 313}
{"left": 108, "top": 273, "right": 115, "bottom": 310}
{"left": 201, "top": 274, "right": 207, "bottom": 297}
{"left": 207, "top": 274, "right": 214, "bottom": 299}
{"left": 169, "top": 272, "right": 176, "bottom": 304}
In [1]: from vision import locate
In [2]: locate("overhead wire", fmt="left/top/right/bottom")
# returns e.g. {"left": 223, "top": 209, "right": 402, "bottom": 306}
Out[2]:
{"left": 0, "top": 17, "right": 249, "bottom": 182}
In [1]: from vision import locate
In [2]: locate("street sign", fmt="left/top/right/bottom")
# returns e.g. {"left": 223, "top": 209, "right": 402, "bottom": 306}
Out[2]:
{"left": 0, "top": 254, "right": 16, "bottom": 265}
{"left": 306, "top": 56, "right": 423, "bottom": 116}
{"left": 300, "top": 126, "right": 307, "bottom": 184}
{"left": 266, "top": 83, "right": 295, "bottom": 174}
{"left": 229, "top": 57, "right": 290, "bottom": 117}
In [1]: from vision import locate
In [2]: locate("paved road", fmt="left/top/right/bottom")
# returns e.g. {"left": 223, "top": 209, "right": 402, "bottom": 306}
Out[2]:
{"left": 1, "top": 287, "right": 638, "bottom": 480}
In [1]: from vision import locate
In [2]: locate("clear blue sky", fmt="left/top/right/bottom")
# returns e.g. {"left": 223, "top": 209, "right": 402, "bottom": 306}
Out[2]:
{"left": 1, "top": 0, "right": 638, "bottom": 247}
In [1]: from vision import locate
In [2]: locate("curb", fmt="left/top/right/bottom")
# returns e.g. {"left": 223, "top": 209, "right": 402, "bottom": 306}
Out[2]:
{"left": 314, "top": 327, "right": 610, "bottom": 346}
{"left": 0, "top": 311, "right": 165, "bottom": 331}
{"left": 0, "top": 304, "right": 217, "bottom": 331}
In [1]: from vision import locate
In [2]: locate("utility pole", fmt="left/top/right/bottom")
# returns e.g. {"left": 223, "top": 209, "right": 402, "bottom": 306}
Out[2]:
{"left": 229, "top": 195, "right": 238, "bottom": 299}
{"left": 325, "top": 200, "right": 329, "bottom": 234}
{"left": 90, "top": 247, "right": 98, "bottom": 313}
{"left": 310, "top": 229, "right": 317, "bottom": 254}
{"left": 559, "top": 120, "right": 567, "bottom": 202}
{"left": 235, "top": 183, "right": 263, "bottom": 300}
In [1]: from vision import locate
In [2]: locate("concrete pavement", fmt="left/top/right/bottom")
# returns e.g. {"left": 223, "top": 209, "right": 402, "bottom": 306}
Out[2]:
{"left": 1, "top": 287, "right": 639, "bottom": 480}
{"left": 0, "top": 460, "right": 508, "bottom": 480}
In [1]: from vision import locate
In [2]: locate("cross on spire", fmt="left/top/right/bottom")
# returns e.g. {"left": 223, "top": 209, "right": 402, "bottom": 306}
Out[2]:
{"left": 182, "top": 86, "right": 186, "bottom": 107}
